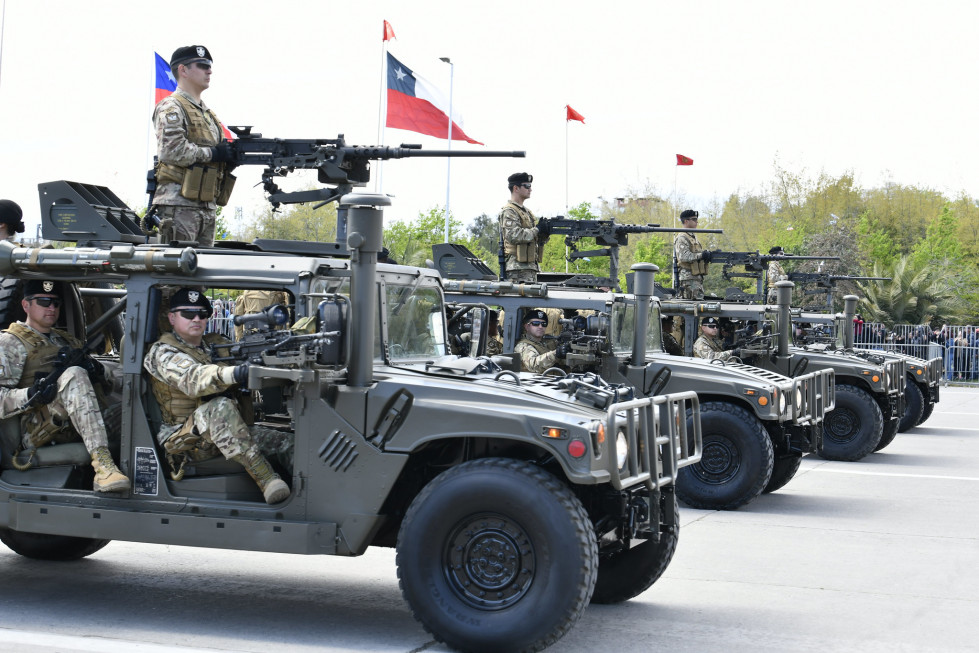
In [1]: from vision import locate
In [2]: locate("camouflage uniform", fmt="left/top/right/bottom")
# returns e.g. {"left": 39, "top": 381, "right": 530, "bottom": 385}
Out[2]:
{"left": 675, "top": 231, "right": 708, "bottom": 299}
{"left": 662, "top": 331, "right": 683, "bottom": 356}
{"left": 233, "top": 289, "right": 289, "bottom": 340}
{"left": 0, "top": 323, "right": 110, "bottom": 453}
{"left": 152, "top": 88, "right": 226, "bottom": 246}
{"left": 766, "top": 260, "right": 787, "bottom": 303}
{"left": 485, "top": 337, "right": 503, "bottom": 356}
{"left": 143, "top": 331, "right": 293, "bottom": 469}
{"left": 693, "top": 334, "right": 736, "bottom": 362}
{"left": 514, "top": 335, "right": 560, "bottom": 374}
{"left": 499, "top": 201, "right": 543, "bottom": 283}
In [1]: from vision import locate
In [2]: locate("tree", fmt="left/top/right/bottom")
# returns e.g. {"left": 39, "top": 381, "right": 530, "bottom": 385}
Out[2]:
{"left": 245, "top": 200, "right": 337, "bottom": 243}
{"left": 857, "top": 255, "right": 966, "bottom": 327}
{"left": 385, "top": 207, "right": 494, "bottom": 271}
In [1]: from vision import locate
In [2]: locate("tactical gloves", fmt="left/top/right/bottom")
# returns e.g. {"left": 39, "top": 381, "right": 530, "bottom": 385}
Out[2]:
{"left": 701, "top": 250, "right": 713, "bottom": 263}
{"left": 555, "top": 344, "right": 568, "bottom": 360}
{"left": 211, "top": 143, "right": 234, "bottom": 164}
{"left": 536, "top": 218, "right": 551, "bottom": 238}
{"left": 28, "top": 375, "right": 58, "bottom": 405}
{"left": 233, "top": 363, "right": 250, "bottom": 388}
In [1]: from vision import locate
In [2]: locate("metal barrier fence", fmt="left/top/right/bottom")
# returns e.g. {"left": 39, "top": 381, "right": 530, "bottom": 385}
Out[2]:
{"left": 856, "top": 322, "right": 979, "bottom": 383}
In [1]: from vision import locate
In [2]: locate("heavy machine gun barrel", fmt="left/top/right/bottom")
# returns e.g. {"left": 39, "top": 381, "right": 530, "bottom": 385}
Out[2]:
{"left": 0, "top": 240, "right": 198, "bottom": 276}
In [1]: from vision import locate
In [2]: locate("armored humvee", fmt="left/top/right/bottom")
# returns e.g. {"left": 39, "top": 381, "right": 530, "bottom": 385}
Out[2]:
{"left": 440, "top": 255, "right": 834, "bottom": 512}
{"left": 662, "top": 281, "right": 906, "bottom": 462}
{"left": 0, "top": 182, "right": 703, "bottom": 653}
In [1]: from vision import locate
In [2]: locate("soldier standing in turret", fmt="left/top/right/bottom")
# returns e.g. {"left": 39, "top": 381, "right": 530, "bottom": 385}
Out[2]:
{"left": 514, "top": 310, "right": 566, "bottom": 373}
{"left": 499, "top": 173, "right": 549, "bottom": 283}
{"left": 152, "top": 45, "right": 235, "bottom": 247}
{"left": 0, "top": 200, "right": 25, "bottom": 243}
{"left": 766, "top": 246, "right": 788, "bottom": 302}
{"left": 0, "top": 280, "right": 129, "bottom": 492}
{"left": 674, "top": 209, "right": 710, "bottom": 299}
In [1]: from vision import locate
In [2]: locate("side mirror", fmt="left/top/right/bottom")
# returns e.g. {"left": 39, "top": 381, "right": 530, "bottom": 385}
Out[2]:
{"left": 317, "top": 298, "right": 348, "bottom": 366}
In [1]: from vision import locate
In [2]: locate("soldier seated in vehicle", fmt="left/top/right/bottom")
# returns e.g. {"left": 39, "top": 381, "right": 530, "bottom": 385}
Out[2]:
{"left": 143, "top": 287, "right": 293, "bottom": 504}
{"left": 514, "top": 309, "right": 566, "bottom": 373}
{"left": 485, "top": 309, "right": 503, "bottom": 356}
{"left": 661, "top": 315, "right": 683, "bottom": 356}
{"left": 693, "top": 316, "right": 742, "bottom": 362}
{"left": 0, "top": 280, "right": 129, "bottom": 492}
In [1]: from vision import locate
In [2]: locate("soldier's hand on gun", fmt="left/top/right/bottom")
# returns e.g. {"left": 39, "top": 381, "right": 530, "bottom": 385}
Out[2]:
{"left": 28, "top": 374, "right": 58, "bottom": 406}
{"left": 210, "top": 143, "right": 235, "bottom": 164}
{"left": 536, "top": 218, "right": 551, "bottom": 239}
{"left": 555, "top": 344, "right": 568, "bottom": 360}
{"left": 233, "top": 363, "right": 251, "bottom": 389}
{"left": 701, "top": 250, "right": 713, "bottom": 263}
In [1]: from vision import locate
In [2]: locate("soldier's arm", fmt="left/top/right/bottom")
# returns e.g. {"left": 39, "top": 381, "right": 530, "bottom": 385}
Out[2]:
{"left": 501, "top": 209, "right": 538, "bottom": 245}
{"left": 675, "top": 236, "right": 706, "bottom": 264}
{"left": 0, "top": 336, "right": 31, "bottom": 418}
{"left": 154, "top": 99, "right": 213, "bottom": 167}
{"left": 144, "top": 343, "right": 235, "bottom": 397}
{"left": 515, "top": 341, "right": 557, "bottom": 374}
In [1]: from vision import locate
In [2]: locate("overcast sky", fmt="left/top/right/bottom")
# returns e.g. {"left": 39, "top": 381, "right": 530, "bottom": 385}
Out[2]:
{"left": 1, "top": 0, "right": 975, "bottom": 239}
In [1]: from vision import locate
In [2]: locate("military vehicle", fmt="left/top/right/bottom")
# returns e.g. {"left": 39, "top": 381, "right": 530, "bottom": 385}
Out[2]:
{"left": 663, "top": 281, "right": 905, "bottom": 462}
{"left": 793, "top": 295, "right": 942, "bottom": 436}
{"left": 439, "top": 251, "right": 834, "bottom": 512}
{"left": 0, "top": 181, "right": 704, "bottom": 653}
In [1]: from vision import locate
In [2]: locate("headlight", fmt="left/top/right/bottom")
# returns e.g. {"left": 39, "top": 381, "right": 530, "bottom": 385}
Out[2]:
{"left": 883, "top": 370, "right": 890, "bottom": 388}
{"left": 778, "top": 391, "right": 787, "bottom": 414}
{"left": 794, "top": 387, "right": 803, "bottom": 410}
{"left": 616, "top": 430, "right": 629, "bottom": 470}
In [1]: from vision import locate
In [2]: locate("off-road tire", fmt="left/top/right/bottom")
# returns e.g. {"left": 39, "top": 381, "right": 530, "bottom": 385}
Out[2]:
{"left": 875, "top": 412, "right": 900, "bottom": 451}
{"left": 764, "top": 453, "right": 803, "bottom": 494}
{"left": 819, "top": 384, "right": 883, "bottom": 461}
{"left": 676, "top": 402, "right": 774, "bottom": 510}
{"left": 590, "top": 495, "right": 679, "bottom": 604}
{"left": 897, "top": 377, "right": 925, "bottom": 434}
{"left": 0, "top": 528, "right": 109, "bottom": 561}
{"left": 918, "top": 399, "right": 936, "bottom": 426}
{"left": 396, "top": 458, "right": 597, "bottom": 653}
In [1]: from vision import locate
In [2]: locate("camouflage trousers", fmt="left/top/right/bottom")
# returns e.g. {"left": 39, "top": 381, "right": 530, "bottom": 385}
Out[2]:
{"left": 507, "top": 269, "right": 538, "bottom": 284}
{"left": 678, "top": 278, "right": 705, "bottom": 300}
{"left": 161, "top": 396, "right": 293, "bottom": 471}
{"left": 21, "top": 366, "right": 108, "bottom": 453}
{"left": 157, "top": 204, "right": 216, "bottom": 247}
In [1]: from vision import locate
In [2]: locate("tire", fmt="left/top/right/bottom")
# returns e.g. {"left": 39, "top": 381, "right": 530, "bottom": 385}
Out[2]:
{"left": 897, "top": 376, "right": 925, "bottom": 434}
{"left": 918, "top": 400, "right": 936, "bottom": 426}
{"left": 590, "top": 494, "right": 678, "bottom": 604}
{"left": 0, "top": 527, "right": 109, "bottom": 561}
{"left": 875, "top": 413, "right": 900, "bottom": 452}
{"left": 763, "top": 453, "right": 803, "bottom": 494}
{"left": 0, "top": 277, "right": 26, "bottom": 330}
{"left": 396, "top": 458, "right": 597, "bottom": 653}
{"left": 676, "top": 402, "right": 774, "bottom": 510}
{"left": 819, "top": 384, "right": 883, "bottom": 461}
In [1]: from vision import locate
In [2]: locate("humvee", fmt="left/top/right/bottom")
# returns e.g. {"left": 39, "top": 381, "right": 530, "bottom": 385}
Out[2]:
{"left": 440, "top": 256, "right": 834, "bottom": 512}
{"left": 0, "top": 182, "right": 703, "bottom": 653}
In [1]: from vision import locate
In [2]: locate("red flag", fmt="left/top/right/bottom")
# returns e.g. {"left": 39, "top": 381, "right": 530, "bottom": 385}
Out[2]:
{"left": 676, "top": 154, "right": 694, "bottom": 166}
{"left": 386, "top": 52, "right": 483, "bottom": 145}
{"left": 383, "top": 20, "right": 396, "bottom": 41}
{"left": 566, "top": 105, "right": 585, "bottom": 123}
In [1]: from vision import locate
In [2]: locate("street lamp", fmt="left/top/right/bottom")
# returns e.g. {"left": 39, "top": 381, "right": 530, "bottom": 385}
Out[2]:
{"left": 440, "top": 57, "right": 453, "bottom": 243}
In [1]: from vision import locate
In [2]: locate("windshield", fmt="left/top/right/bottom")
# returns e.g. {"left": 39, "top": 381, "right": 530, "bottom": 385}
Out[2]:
{"left": 383, "top": 278, "right": 448, "bottom": 362}
{"left": 610, "top": 299, "right": 661, "bottom": 354}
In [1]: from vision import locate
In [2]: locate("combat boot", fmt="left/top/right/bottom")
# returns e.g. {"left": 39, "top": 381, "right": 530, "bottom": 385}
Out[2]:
{"left": 91, "top": 446, "right": 130, "bottom": 493}
{"left": 235, "top": 450, "right": 290, "bottom": 504}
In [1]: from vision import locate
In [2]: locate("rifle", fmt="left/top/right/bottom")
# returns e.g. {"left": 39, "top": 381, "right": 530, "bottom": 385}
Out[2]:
{"left": 787, "top": 273, "right": 891, "bottom": 311}
{"left": 536, "top": 217, "right": 722, "bottom": 290}
{"left": 708, "top": 251, "right": 841, "bottom": 301}
{"left": 210, "top": 304, "right": 341, "bottom": 368}
{"left": 21, "top": 345, "right": 102, "bottom": 411}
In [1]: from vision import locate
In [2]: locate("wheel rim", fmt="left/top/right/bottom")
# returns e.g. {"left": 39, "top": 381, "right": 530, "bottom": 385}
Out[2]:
{"left": 443, "top": 513, "right": 536, "bottom": 610}
{"left": 825, "top": 407, "right": 859, "bottom": 444}
{"left": 693, "top": 435, "right": 742, "bottom": 484}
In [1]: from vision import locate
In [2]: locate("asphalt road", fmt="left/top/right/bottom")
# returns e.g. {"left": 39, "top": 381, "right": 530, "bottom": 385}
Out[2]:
{"left": 1, "top": 388, "right": 977, "bottom": 653}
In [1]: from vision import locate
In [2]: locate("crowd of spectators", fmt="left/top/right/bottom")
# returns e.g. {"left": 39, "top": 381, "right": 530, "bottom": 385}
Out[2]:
{"left": 855, "top": 314, "right": 979, "bottom": 381}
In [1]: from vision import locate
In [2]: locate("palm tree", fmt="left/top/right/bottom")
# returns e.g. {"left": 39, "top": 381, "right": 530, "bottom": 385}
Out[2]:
{"left": 857, "top": 255, "right": 966, "bottom": 327}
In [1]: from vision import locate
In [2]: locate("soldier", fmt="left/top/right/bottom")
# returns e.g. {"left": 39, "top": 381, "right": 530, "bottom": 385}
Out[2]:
{"left": 0, "top": 280, "right": 129, "bottom": 492}
{"left": 499, "top": 172, "right": 548, "bottom": 283}
{"left": 514, "top": 309, "right": 566, "bottom": 373}
{"left": 766, "top": 246, "right": 788, "bottom": 302}
{"left": 143, "top": 287, "right": 292, "bottom": 504}
{"left": 151, "top": 45, "right": 235, "bottom": 247}
{"left": 485, "top": 309, "right": 503, "bottom": 356}
{"left": 661, "top": 315, "right": 683, "bottom": 356}
{"left": 693, "top": 316, "right": 741, "bottom": 362}
{"left": 233, "top": 289, "right": 290, "bottom": 341}
{"left": 674, "top": 209, "right": 710, "bottom": 299}
{"left": 0, "top": 200, "right": 26, "bottom": 242}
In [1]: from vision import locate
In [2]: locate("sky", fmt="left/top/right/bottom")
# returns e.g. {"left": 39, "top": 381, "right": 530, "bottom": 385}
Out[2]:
{"left": 1, "top": 0, "right": 976, "bottom": 241}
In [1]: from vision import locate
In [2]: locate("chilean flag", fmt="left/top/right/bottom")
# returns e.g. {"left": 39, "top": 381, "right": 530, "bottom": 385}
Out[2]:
{"left": 154, "top": 52, "right": 233, "bottom": 141}
{"left": 386, "top": 52, "right": 482, "bottom": 145}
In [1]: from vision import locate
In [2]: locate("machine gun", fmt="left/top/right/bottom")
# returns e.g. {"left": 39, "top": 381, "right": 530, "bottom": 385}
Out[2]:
{"left": 544, "top": 313, "right": 611, "bottom": 372}
{"left": 211, "top": 304, "right": 341, "bottom": 369}
{"left": 509, "top": 217, "right": 721, "bottom": 290}
{"left": 707, "top": 251, "right": 841, "bottom": 302}
{"left": 787, "top": 273, "right": 891, "bottom": 311}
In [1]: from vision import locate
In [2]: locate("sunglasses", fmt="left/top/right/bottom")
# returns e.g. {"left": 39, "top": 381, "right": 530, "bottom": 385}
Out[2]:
{"left": 528, "top": 320, "right": 546, "bottom": 327}
{"left": 192, "top": 62, "right": 211, "bottom": 71}
{"left": 171, "top": 308, "right": 211, "bottom": 320}
{"left": 29, "top": 297, "right": 62, "bottom": 308}
{"left": 520, "top": 184, "right": 532, "bottom": 189}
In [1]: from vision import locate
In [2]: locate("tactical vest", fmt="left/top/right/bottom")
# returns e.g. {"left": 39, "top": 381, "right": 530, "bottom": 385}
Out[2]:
{"left": 676, "top": 232, "right": 708, "bottom": 276}
{"left": 499, "top": 202, "right": 541, "bottom": 264}
{"left": 150, "top": 332, "right": 232, "bottom": 425}
{"left": 5, "top": 323, "right": 81, "bottom": 389}
{"left": 155, "top": 92, "right": 229, "bottom": 196}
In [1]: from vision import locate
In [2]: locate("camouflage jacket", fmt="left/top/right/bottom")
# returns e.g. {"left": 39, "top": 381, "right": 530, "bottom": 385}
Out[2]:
{"left": 674, "top": 231, "right": 708, "bottom": 280}
{"left": 514, "top": 335, "right": 559, "bottom": 374}
{"left": 499, "top": 201, "right": 543, "bottom": 272}
{"left": 0, "top": 323, "right": 77, "bottom": 419}
{"left": 767, "top": 260, "right": 788, "bottom": 301}
{"left": 152, "top": 88, "right": 222, "bottom": 208}
{"left": 693, "top": 334, "right": 734, "bottom": 362}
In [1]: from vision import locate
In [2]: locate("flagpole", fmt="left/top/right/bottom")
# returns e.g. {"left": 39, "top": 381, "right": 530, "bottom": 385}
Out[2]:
{"left": 440, "top": 57, "right": 453, "bottom": 243}
{"left": 565, "top": 112, "right": 570, "bottom": 272}
{"left": 376, "top": 42, "right": 388, "bottom": 193}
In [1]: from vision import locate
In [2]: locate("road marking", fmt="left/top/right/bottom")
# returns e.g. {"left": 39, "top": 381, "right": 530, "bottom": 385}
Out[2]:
{"left": 909, "top": 425, "right": 977, "bottom": 431}
{"left": 0, "top": 629, "right": 230, "bottom": 653}
{"left": 810, "top": 467, "right": 979, "bottom": 482}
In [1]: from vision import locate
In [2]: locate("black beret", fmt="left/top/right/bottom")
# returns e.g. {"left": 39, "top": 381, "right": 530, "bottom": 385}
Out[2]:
{"left": 507, "top": 172, "right": 533, "bottom": 186}
{"left": 701, "top": 316, "right": 720, "bottom": 327}
{"left": 170, "top": 45, "right": 213, "bottom": 67}
{"left": 24, "top": 279, "right": 65, "bottom": 298}
{"left": 680, "top": 209, "right": 699, "bottom": 220}
{"left": 169, "top": 287, "right": 213, "bottom": 315}
{"left": 661, "top": 314, "right": 674, "bottom": 323}
{"left": 0, "top": 199, "right": 25, "bottom": 233}
{"left": 524, "top": 309, "right": 548, "bottom": 325}
{"left": 769, "top": 246, "right": 784, "bottom": 255}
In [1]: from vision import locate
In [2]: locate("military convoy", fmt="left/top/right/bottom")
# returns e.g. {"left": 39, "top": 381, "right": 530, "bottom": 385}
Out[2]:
{"left": 0, "top": 181, "right": 708, "bottom": 653}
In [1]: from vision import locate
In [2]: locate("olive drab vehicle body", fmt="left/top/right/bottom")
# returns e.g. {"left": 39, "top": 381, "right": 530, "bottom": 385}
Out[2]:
{"left": 662, "top": 281, "right": 906, "bottom": 462}
{"left": 0, "top": 181, "right": 703, "bottom": 653}
{"left": 441, "top": 260, "right": 835, "bottom": 512}
{"left": 792, "top": 295, "right": 942, "bottom": 434}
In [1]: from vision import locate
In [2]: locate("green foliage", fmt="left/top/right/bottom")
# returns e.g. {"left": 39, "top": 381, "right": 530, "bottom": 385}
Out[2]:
{"left": 855, "top": 212, "right": 899, "bottom": 269}
{"left": 385, "top": 206, "right": 494, "bottom": 270}
{"left": 911, "top": 203, "right": 962, "bottom": 267}
{"left": 245, "top": 200, "right": 337, "bottom": 243}
{"left": 857, "top": 255, "right": 967, "bottom": 327}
